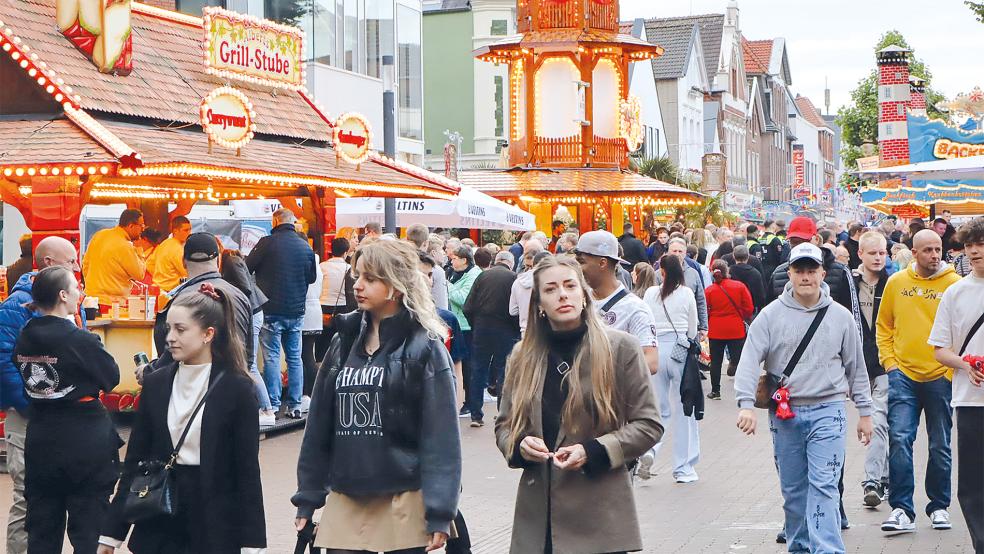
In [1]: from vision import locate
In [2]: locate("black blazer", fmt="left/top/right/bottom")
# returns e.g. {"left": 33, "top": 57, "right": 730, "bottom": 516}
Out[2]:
{"left": 103, "top": 362, "right": 265, "bottom": 552}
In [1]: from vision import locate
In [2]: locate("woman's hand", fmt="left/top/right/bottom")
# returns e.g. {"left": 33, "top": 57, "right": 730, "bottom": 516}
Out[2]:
{"left": 96, "top": 546, "right": 115, "bottom": 554}
{"left": 519, "top": 436, "right": 552, "bottom": 462}
{"left": 857, "top": 415, "right": 874, "bottom": 446}
{"left": 553, "top": 444, "right": 587, "bottom": 470}
{"left": 426, "top": 531, "right": 449, "bottom": 552}
{"left": 736, "top": 409, "right": 757, "bottom": 435}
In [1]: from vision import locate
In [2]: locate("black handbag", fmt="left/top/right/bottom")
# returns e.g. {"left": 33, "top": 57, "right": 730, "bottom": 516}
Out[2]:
{"left": 122, "top": 372, "right": 225, "bottom": 523}
{"left": 753, "top": 307, "right": 827, "bottom": 409}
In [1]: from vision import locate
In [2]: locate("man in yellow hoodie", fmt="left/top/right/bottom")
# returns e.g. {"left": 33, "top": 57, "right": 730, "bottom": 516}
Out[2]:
{"left": 876, "top": 229, "right": 961, "bottom": 534}
{"left": 81, "top": 209, "right": 146, "bottom": 307}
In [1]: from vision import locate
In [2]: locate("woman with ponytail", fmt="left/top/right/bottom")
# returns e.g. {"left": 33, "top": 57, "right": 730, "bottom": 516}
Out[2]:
{"left": 99, "top": 283, "right": 266, "bottom": 554}
{"left": 292, "top": 239, "right": 461, "bottom": 554}
{"left": 496, "top": 256, "right": 662, "bottom": 553}
{"left": 704, "top": 260, "right": 753, "bottom": 400}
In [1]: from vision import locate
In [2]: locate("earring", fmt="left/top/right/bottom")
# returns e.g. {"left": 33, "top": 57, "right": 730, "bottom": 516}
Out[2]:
{"left": 538, "top": 309, "right": 545, "bottom": 317}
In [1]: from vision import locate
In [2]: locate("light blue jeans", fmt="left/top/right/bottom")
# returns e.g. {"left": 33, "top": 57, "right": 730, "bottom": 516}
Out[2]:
{"left": 648, "top": 331, "right": 700, "bottom": 479}
{"left": 770, "top": 401, "right": 847, "bottom": 554}
{"left": 260, "top": 314, "right": 304, "bottom": 411}
{"left": 249, "top": 311, "right": 272, "bottom": 411}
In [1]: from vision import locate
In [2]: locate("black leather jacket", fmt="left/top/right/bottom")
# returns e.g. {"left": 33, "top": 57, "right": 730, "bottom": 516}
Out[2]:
{"left": 292, "top": 310, "right": 461, "bottom": 534}
{"left": 767, "top": 247, "right": 863, "bottom": 333}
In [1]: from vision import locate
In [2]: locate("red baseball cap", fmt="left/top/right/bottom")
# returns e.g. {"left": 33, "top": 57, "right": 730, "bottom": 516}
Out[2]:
{"left": 787, "top": 217, "right": 817, "bottom": 242}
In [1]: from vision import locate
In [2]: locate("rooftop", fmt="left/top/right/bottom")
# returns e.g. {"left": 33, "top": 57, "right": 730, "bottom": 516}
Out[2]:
{"left": 644, "top": 14, "right": 724, "bottom": 79}
{"left": 743, "top": 38, "right": 772, "bottom": 75}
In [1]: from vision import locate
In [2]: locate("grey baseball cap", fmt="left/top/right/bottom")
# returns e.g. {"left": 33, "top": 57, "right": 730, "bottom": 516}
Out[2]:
{"left": 575, "top": 230, "right": 628, "bottom": 265}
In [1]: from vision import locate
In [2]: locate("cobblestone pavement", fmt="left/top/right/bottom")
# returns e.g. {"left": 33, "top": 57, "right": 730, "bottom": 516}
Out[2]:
{"left": 0, "top": 379, "right": 973, "bottom": 553}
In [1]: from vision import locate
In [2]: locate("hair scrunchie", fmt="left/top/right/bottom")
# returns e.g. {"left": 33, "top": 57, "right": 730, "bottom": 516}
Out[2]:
{"left": 199, "top": 282, "right": 222, "bottom": 301}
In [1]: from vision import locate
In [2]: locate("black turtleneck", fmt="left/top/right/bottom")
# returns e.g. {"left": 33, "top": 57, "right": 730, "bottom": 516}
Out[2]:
{"left": 542, "top": 323, "right": 586, "bottom": 451}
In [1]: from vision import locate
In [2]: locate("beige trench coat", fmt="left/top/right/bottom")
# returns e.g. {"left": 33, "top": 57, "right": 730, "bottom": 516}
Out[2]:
{"left": 495, "top": 329, "right": 664, "bottom": 554}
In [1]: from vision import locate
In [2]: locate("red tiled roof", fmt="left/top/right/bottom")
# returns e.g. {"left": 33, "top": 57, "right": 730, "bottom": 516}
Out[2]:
{"left": 0, "top": 118, "right": 115, "bottom": 165}
{"left": 795, "top": 95, "right": 828, "bottom": 129}
{"left": 458, "top": 168, "right": 703, "bottom": 198}
{"left": 3, "top": 0, "right": 329, "bottom": 142}
{"left": 743, "top": 38, "right": 772, "bottom": 75}
{"left": 618, "top": 21, "right": 635, "bottom": 35}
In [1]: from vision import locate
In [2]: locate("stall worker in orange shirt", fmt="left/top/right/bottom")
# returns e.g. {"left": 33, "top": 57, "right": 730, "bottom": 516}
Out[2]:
{"left": 151, "top": 216, "right": 192, "bottom": 293}
{"left": 81, "top": 209, "right": 146, "bottom": 307}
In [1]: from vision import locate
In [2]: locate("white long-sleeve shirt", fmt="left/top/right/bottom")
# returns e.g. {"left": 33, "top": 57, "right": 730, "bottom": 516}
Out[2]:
{"left": 644, "top": 285, "right": 697, "bottom": 340}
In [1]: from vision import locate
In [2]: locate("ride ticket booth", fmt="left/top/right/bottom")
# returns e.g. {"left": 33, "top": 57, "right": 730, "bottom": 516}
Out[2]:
{"left": 0, "top": 0, "right": 460, "bottom": 411}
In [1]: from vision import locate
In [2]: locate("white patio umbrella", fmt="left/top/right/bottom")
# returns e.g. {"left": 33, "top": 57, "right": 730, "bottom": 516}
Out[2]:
{"left": 855, "top": 156, "right": 984, "bottom": 181}
{"left": 335, "top": 186, "right": 536, "bottom": 231}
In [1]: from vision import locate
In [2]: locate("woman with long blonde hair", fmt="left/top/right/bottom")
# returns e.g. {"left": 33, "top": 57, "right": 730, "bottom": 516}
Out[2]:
{"left": 631, "top": 262, "right": 656, "bottom": 298}
{"left": 292, "top": 240, "right": 461, "bottom": 554}
{"left": 495, "top": 256, "right": 662, "bottom": 554}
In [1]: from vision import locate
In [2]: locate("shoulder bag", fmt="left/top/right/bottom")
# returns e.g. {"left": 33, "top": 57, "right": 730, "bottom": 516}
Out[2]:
{"left": 753, "top": 307, "right": 828, "bottom": 410}
{"left": 122, "top": 371, "right": 225, "bottom": 523}
{"left": 958, "top": 311, "right": 984, "bottom": 356}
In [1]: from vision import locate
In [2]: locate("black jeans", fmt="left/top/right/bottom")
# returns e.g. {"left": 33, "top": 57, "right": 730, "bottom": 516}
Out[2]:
{"left": 708, "top": 338, "right": 745, "bottom": 394}
{"left": 325, "top": 549, "right": 425, "bottom": 554}
{"left": 467, "top": 326, "right": 518, "bottom": 421}
{"left": 958, "top": 407, "right": 984, "bottom": 553}
{"left": 24, "top": 404, "right": 119, "bottom": 554}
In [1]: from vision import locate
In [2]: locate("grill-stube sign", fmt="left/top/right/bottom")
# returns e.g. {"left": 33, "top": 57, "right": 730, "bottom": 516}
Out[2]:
{"left": 203, "top": 7, "right": 304, "bottom": 90}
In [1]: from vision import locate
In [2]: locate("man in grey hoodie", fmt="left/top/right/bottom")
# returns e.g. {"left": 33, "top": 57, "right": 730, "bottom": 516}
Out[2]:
{"left": 735, "top": 243, "right": 873, "bottom": 554}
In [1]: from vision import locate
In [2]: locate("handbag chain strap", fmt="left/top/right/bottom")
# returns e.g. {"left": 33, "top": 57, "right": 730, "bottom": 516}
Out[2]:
{"left": 659, "top": 293, "right": 682, "bottom": 341}
{"left": 166, "top": 371, "right": 225, "bottom": 469}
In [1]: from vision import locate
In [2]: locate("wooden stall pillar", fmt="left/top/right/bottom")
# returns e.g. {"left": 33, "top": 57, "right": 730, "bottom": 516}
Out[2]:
{"left": 611, "top": 201, "right": 624, "bottom": 236}
{"left": 29, "top": 176, "right": 84, "bottom": 252}
{"left": 139, "top": 199, "right": 170, "bottom": 237}
{"left": 577, "top": 203, "right": 594, "bottom": 232}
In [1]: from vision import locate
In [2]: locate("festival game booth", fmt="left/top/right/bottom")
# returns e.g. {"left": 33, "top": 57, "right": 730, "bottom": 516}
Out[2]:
{"left": 0, "top": 0, "right": 461, "bottom": 413}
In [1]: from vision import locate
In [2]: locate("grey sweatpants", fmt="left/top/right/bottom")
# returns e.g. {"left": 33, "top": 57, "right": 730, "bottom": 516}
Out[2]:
{"left": 863, "top": 374, "right": 890, "bottom": 487}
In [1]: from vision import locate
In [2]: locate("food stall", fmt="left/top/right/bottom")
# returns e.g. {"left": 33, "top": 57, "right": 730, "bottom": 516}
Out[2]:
{"left": 0, "top": 0, "right": 461, "bottom": 410}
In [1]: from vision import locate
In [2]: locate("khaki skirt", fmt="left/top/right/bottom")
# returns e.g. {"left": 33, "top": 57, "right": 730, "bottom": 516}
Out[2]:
{"left": 315, "top": 490, "right": 430, "bottom": 552}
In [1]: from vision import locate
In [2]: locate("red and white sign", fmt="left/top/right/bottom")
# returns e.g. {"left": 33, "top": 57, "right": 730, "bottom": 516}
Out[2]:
{"left": 200, "top": 87, "right": 256, "bottom": 150}
{"left": 203, "top": 7, "right": 304, "bottom": 91}
{"left": 334, "top": 113, "right": 372, "bottom": 165}
{"left": 792, "top": 144, "right": 805, "bottom": 190}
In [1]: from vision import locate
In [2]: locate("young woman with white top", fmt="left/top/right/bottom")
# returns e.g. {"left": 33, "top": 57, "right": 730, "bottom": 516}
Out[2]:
{"left": 98, "top": 283, "right": 266, "bottom": 554}
{"left": 642, "top": 254, "right": 701, "bottom": 483}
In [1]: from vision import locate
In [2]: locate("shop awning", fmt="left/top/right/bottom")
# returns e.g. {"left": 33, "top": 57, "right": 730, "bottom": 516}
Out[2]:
{"left": 335, "top": 187, "right": 536, "bottom": 231}
{"left": 457, "top": 167, "right": 703, "bottom": 205}
{"left": 855, "top": 157, "right": 984, "bottom": 181}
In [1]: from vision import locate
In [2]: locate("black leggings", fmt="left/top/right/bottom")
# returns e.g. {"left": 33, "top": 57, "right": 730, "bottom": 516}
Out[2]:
{"left": 302, "top": 333, "right": 320, "bottom": 397}
{"left": 708, "top": 338, "right": 745, "bottom": 394}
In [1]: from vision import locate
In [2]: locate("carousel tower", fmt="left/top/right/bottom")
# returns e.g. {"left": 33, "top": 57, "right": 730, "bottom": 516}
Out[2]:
{"left": 876, "top": 45, "right": 911, "bottom": 166}
{"left": 474, "top": 0, "right": 662, "bottom": 170}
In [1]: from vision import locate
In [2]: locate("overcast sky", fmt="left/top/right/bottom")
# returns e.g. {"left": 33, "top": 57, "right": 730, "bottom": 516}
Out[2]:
{"left": 621, "top": 0, "right": 984, "bottom": 116}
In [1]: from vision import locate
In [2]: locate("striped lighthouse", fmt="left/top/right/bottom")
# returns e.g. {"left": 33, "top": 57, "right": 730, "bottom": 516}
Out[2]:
{"left": 876, "top": 45, "right": 911, "bottom": 167}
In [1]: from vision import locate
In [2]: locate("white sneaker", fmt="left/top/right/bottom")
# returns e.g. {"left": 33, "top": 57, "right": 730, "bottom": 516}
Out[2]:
{"left": 673, "top": 471, "right": 699, "bottom": 484}
{"left": 259, "top": 412, "right": 276, "bottom": 427}
{"left": 299, "top": 395, "right": 312, "bottom": 414}
{"left": 636, "top": 453, "right": 654, "bottom": 481}
{"left": 930, "top": 509, "right": 952, "bottom": 530}
{"left": 881, "top": 508, "right": 916, "bottom": 533}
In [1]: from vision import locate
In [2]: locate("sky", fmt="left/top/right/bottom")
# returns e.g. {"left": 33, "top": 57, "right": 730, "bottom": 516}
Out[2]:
{"left": 621, "top": 0, "right": 984, "bottom": 116}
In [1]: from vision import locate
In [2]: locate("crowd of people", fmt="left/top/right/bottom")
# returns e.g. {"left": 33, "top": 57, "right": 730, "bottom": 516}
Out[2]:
{"left": 0, "top": 205, "right": 982, "bottom": 554}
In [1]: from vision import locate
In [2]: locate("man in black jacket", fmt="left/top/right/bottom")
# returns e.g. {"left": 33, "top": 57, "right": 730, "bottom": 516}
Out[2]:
{"left": 145, "top": 233, "right": 252, "bottom": 381}
{"left": 246, "top": 208, "right": 316, "bottom": 418}
{"left": 844, "top": 223, "right": 865, "bottom": 270}
{"left": 462, "top": 251, "right": 519, "bottom": 427}
{"left": 853, "top": 231, "right": 891, "bottom": 507}
{"left": 729, "top": 245, "right": 766, "bottom": 313}
{"left": 618, "top": 223, "right": 649, "bottom": 267}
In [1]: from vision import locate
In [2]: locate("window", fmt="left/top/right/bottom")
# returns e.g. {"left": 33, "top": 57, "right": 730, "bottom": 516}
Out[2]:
{"left": 365, "top": 0, "right": 394, "bottom": 78}
{"left": 397, "top": 4, "right": 423, "bottom": 140}
{"left": 179, "top": 0, "right": 224, "bottom": 16}
{"left": 311, "top": 0, "right": 338, "bottom": 64}
{"left": 494, "top": 76, "right": 504, "bottom": 138}
{"left": 490, "top": 19, "right": 508, "bottom": 35}
{"left": 343, "top": 0, "right": 360, "bottom": 72}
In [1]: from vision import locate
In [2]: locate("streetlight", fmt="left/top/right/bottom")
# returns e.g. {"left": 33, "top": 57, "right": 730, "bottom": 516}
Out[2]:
{"left": 382, "top": 54, "right": 397, "bottom": 234}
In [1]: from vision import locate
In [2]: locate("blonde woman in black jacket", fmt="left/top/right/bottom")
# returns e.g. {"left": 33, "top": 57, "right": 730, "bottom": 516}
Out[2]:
{"left": 293, "top": 240, "right": 461, "bottom": 554}
{"left": 98, "top": 283, "right": 265, "bottom": 554}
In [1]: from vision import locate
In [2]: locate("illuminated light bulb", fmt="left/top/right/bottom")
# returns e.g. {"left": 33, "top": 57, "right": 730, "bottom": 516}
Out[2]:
{"left": 27, "top": 168, "right": 35, "bottom": 176}
{"left": 75, "top": 167, "right": 84, "bottom": 175}
{"left": 39, "top": 167, "right": 47, "bottom": 175}
{"left": 28, "top": 68, "right": 36, "bottom": 77}
{"left": 2, "top": 168, "right": 11, "bottom": 177}
{"left": 55, "top": 93, "right": 63, "bottom": 101}
{"left": 87, "top": 166, "right": 96, "bottom": 174}
{"left": 14, "top": 168, "right": 24, "bottom": 176}
{"left": 11, "top": 51, "right": 19, "bottom": 60}
{"left": 51, "top": 167, "right": 60, "bottom": 175}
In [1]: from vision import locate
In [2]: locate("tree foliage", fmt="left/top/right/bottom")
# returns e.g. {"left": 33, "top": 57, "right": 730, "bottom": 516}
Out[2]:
{"left": 631, "top": 156, "right": 734, "bottom": 229}
{"left": 967, "top": 1, "right": 984, "bottom": 22}
{"left": 835, "top": 30, "right": 947, "bottom": 176}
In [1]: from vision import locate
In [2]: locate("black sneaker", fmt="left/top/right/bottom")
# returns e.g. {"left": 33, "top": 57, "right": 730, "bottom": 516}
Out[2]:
{"left": 863, "top": 483, "right": 883, "bottom": 507}
{"left": 706, "top": 391, "right": 721, "bottom": 400}
{"left": 286, "top": 408, "right": 303, "bottom": 420}
{"left": 458, "top": 406, "right": 471, "bottom": 418}
{"left": 469, "top": 419, "right": 484, "bottom": 428}
{"left": 776, "top": 529, "right": 786, "bottom": 544}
